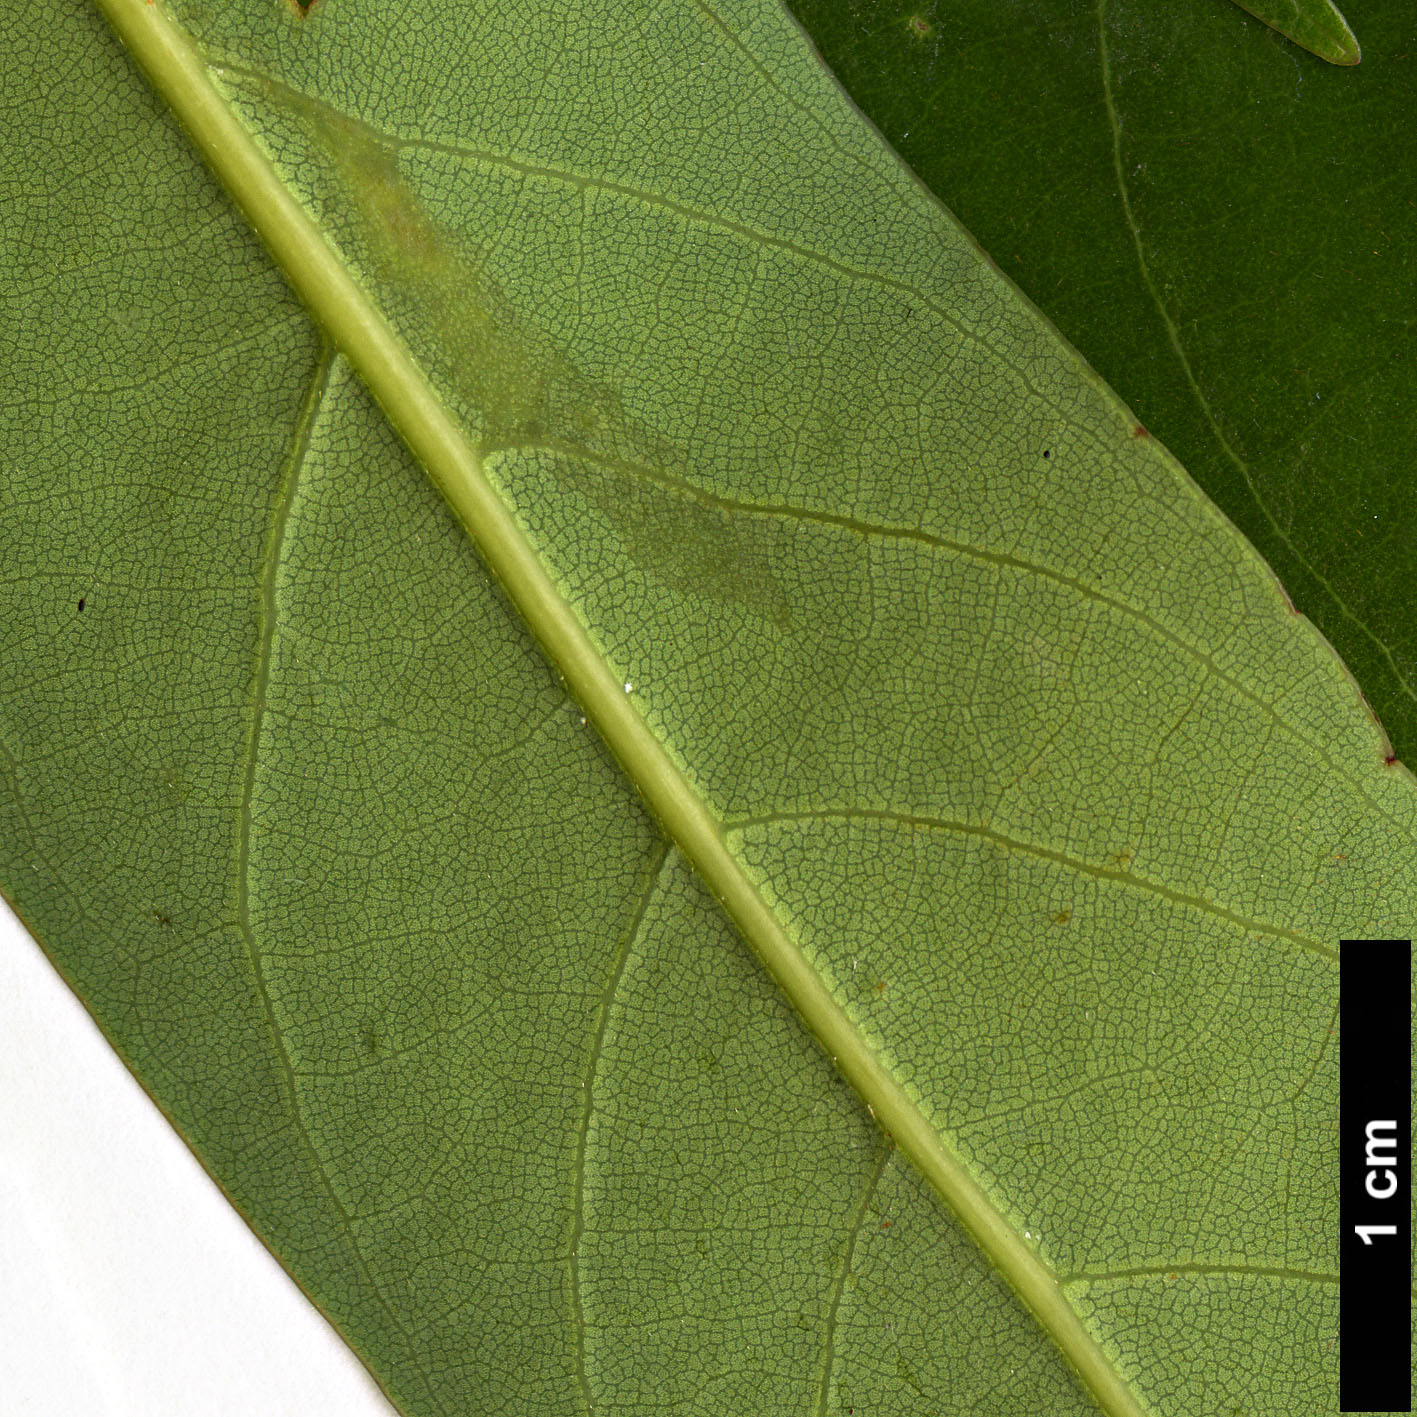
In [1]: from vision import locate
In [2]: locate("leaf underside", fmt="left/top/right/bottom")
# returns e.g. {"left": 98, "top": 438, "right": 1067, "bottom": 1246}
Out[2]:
{"left": 2, "top": 3, "right": 1413, "bottom": 1416}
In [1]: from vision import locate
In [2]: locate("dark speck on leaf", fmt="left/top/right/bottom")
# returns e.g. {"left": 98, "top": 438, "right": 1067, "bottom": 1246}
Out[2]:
{"left": 77, "top": 598, "right": 84, "bottom": 612}
{"left": 1042, "top": 450, "right": 1050, "bottom": 459}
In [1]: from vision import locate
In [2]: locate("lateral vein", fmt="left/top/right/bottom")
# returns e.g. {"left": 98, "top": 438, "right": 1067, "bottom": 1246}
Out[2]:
{"left": 567, "top": 843, "right": 672, "bottom": 1415}
{"left": 815, "top": 1138, "right": 892, "bottom": 1417}
{"left": 724, "top": 805, "right": 1337, "bottom": 963}
{"left": 233, "top": 347, "right": 448, "bottom": 1415}
{"left": 499, "top": 437, "right": 1407, "bottom": 838}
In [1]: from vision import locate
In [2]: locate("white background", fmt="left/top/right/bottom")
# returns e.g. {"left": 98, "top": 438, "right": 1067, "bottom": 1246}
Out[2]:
{"left": 0, "top": 898, "right": 399, "bottom": 1417}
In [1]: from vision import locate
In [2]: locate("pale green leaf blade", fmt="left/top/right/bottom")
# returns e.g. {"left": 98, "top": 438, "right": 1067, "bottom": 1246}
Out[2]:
{"left": 3, "top": 2, "right": 1413, "bottom": 1416}
{"left": 1230, "top": 0, "right": 1362, "bottom": 64}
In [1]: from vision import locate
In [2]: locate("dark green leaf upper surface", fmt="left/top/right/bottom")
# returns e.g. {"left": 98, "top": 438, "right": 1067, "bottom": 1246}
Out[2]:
{"left": 3, "top": 3, "right": 1414, "bottom": 1415}
{"left": 786, "top": 0, "right": 1417, "bottom": 763}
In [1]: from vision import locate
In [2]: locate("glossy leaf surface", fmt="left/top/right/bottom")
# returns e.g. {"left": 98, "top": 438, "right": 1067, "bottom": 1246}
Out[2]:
{"left": 2, "top": 2, "right": 1413, "bottom": 1415}
{"left": 787, "top": 0, "right": 1416, "bottom": 762}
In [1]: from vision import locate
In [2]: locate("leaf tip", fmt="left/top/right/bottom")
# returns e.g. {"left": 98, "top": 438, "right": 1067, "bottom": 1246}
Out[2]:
{"left": 1326, "top": 26, "right": 1362, "bottom": 65}
{"left": 1231, "top": 1, "right": 1362, "bottom": 66}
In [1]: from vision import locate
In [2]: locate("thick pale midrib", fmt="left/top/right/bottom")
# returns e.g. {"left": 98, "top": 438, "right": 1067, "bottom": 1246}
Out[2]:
{"left": 97, "top": 4, "right": 1152, "bottom": 1416}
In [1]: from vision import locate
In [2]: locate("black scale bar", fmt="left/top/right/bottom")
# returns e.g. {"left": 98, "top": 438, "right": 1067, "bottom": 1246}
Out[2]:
{"left": 1341, "top": 939, "right": 1412, "bottom": 1412}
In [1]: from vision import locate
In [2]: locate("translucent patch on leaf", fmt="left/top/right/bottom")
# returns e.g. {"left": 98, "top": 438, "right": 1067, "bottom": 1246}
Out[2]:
{"left": 219, "top": 68, "right": 796, "bottom": 627}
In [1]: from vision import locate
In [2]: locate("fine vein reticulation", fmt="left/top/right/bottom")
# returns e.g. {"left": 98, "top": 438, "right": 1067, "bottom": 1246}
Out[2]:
{"left": 62, "top": 2, "right": 1417, "bottom": 1415}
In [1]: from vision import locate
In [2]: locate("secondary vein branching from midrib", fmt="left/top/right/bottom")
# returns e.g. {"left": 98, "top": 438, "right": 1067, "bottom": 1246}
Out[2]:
{"left": 207, "top": 59, "right": 1114, "bottom": 427}
{"left": 815, "top": 1136, "right": 893, "bottom": 1417}
{"left": 496, "top": 436, "right": 1410, "bottom": 841}
{"left": 232, "top": 346, "right": 450, "bottom": 1417}
{"left": 213, "top": 40, "right": 1415, "bottom": 777}
{"left": 725, "top": 804, "right": 1337, "bottom": 961}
